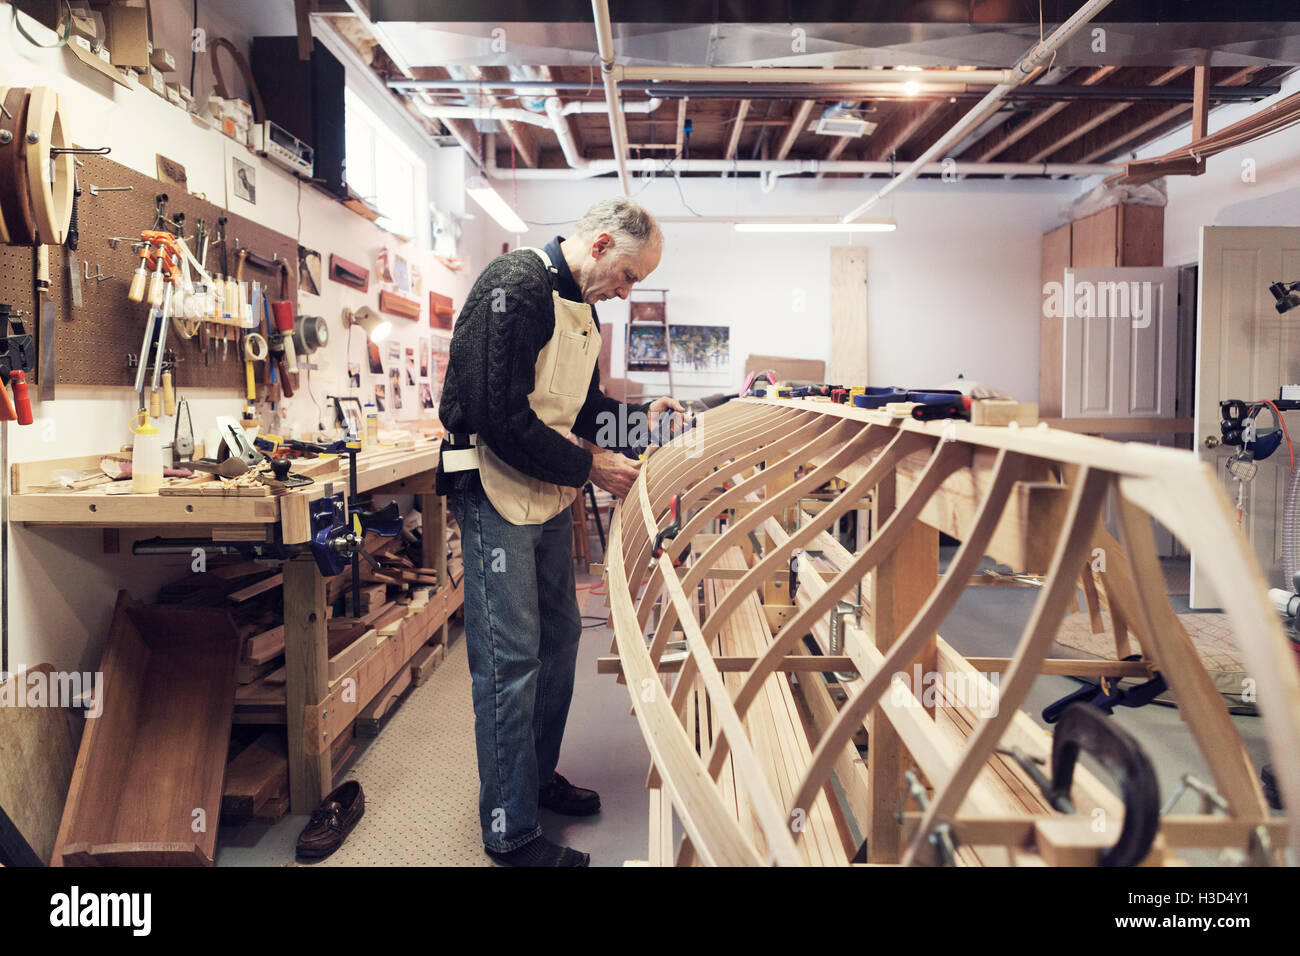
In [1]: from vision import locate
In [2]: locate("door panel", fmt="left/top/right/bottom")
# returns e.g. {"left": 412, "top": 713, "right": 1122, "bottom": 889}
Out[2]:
{"left": 1061, "top": 267, "right": 1179, "bottom": 419}
{"left": 1193, "top": 226, "right": 1300, "bottom": 608}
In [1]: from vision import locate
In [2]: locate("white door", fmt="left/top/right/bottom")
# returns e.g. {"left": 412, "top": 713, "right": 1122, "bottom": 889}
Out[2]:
{"left": 1193, "top": 226, "right": 1300, "bottom": 608}
{"left": 1061, "top": 267, "right": 1180, "bottom": 418}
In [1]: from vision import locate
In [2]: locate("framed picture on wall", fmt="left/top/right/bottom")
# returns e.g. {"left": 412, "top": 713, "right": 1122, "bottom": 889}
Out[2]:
{"left": 669, "top": 324, "right": 731, "bottom": 373}
{"left": 332, "top": 396, "right": 364, "bottom": 438}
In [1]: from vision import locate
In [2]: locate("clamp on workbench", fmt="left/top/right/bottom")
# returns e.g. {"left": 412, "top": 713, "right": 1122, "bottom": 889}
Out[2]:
{"left": 652, "top": 494, "right": 685, "bottom": 567}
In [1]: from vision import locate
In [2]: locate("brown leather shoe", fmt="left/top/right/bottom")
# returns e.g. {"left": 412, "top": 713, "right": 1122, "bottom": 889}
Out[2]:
{"left": 296, "top": 780, "right": 365, "bottom": 861}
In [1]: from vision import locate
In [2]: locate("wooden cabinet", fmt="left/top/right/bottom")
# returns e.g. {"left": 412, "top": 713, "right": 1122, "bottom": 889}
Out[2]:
{"left": 1039, "top": 203, "right": 1164, "bottom": 415}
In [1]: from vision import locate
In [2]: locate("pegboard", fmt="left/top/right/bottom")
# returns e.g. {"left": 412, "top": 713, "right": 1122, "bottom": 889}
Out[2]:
{"left": 0, "top": 152, "right": 298, "bottom": 392}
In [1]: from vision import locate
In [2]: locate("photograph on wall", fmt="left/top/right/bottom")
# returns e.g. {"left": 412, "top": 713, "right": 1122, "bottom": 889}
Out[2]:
{"left": 347, "top": 362, "right": 361, "bottom": 388}
{"left": 405, "top": 348, "right": 416, "bottom": 385}
{"left": 392, "top": 254, "right": 411, "bottom": 294}
{"left": 373, "top": 384, "right": 386, "bottom": 412}
{"left": 386, "top": 340, "right": 402, "bottom": 366}
{"left": 232, "top": 157, "right": 256, "bottom": 204}
{"left": 430, "top": 336, "right": 450, "bottom": 411}
{"left": 419, "top": 337, "right": 429, "bottom": 378}
{"left": 298, "top": 245, "right": 323, "bottom": 297}
{"left": 670, "top": 324, "right": 731, "bottom": 373}
{"left": 366, "top": 340, "right": 383, "bottom": 374}
{"left": 388, "top": 367, "right": 403, "bottom": 410}
{"left": 419, "top": 383, "right": 434, "bottom": 410}
{"left": 627, "top": 325, "right": 668, "bottom": 368}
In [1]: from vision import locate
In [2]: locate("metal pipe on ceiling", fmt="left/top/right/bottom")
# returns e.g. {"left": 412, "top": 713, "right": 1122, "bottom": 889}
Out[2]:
{"left": 615, "top": 66, "right": 1015, "bottom": 85}
{"left": 388, "top": 77, "right": 1276, "bottom": 103}
{"left": 841, "top": 0, "right": 1118, "bottom": 222}
{"left": 632, "top": 84, "right": 1278, "bottom": 103}
{"left": 592, "top": 0, "right": 632, "bottom": 195}
{"left": 483, "top": 150, "right": 1115, "bottom": 180}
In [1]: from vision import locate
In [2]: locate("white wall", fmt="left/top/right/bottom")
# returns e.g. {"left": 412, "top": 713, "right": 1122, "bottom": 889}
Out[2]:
{"left": 0, "top": 2, "right": 490, "bottom": 674}
{"left": 503, "top": 174, "right": 1078, "bottom": 403}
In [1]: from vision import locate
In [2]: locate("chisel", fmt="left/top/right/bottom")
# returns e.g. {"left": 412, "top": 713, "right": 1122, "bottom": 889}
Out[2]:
{"left": 35, "top": 245, "right": 54, "bottom": 402}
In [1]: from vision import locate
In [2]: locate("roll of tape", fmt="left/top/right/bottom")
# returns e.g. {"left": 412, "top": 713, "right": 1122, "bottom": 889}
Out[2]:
{"left": 244, "top": 332, "right": 268, "bottom": 361}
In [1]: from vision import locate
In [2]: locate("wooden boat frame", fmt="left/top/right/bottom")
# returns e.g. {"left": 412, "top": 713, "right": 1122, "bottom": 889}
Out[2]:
{"left": 602, "top": 397, "right": 1300, "bottom": 866}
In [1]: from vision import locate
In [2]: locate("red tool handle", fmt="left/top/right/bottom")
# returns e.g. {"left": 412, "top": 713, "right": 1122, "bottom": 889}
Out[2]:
{"left": 10, "top": 370, "right": 33, "bottom": 425}
{"left": 0, "top": 375, "right": 15, "bottom": 421}
{"left": 275, "top": 352, "right": 295, "bottom": 397}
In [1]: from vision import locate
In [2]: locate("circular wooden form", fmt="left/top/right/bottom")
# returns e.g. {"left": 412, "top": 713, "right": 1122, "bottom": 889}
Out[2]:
{"left": 23, "top": 86, "right": 75, "bottom": 246}
{"left": 0, "top": 87, "right": 35, "bottom": 246}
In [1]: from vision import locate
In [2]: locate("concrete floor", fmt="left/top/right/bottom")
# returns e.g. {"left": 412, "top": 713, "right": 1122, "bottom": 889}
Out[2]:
{"left": 216, "top": 554, "right": 1274, "bottom": 866}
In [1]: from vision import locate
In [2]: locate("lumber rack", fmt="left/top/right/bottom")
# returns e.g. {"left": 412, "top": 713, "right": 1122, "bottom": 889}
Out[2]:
{"left": 603, "top": 397, "right": 1300, "bottom": 866}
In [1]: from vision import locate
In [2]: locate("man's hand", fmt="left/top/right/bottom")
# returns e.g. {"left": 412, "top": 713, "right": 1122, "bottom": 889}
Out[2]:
{"left": 648, "top": 396, "right": 687, "bottom": 441}
{"left": 589, "top": 449, "right": 642, "bottom": 499}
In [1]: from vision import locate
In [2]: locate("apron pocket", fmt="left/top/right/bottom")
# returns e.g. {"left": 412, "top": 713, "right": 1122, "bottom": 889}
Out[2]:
{"left": 548, "top": 330, "right": 591, "bottom": 399}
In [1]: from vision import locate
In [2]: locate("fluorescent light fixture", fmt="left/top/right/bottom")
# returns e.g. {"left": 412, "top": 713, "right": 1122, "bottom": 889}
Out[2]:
{"left": 464, "top": 176, "right": 527, "bottom": 233}
{"left": 734, "top": 221, "right": 897, "bottom": 233}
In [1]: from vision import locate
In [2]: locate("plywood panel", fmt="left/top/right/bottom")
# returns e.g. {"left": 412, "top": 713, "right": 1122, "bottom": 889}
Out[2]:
{"left": 0, "top": 664, "right": 76, "bottom": 864}
{"left": 829, "top": 246, "right": 868, "bottom": 385}
{"left": 1119, "top": 203, "right": 1165, "bottom": 267}
{"left": 1071, "top": 207, "right": 1119, "bottom": 268}
{"left": 1039, "top": 223, "right": 1071, "bottom": 417}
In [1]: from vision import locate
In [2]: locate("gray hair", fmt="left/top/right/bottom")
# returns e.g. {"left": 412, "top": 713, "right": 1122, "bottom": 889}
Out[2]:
{"left": 574, "top": 198, "right": 662, "bottom": 251}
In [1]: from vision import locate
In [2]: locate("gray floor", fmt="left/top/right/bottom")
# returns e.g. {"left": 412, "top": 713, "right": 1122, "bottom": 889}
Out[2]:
{"left": 216, "top": 555, "right": 1274, "bottom": 866}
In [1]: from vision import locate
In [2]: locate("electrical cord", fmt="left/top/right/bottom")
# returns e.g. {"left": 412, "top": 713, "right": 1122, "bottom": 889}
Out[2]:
{"left": 12, "top": 0, "right": 71, "bottom": 48}
{"left": 189, "top": 0, "right": 199, "bottom": 93}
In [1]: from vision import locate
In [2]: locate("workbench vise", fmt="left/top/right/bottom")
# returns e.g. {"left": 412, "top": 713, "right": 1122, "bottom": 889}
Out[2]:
{"left": 308, "top": 495, "right": 402, "bottom": 577}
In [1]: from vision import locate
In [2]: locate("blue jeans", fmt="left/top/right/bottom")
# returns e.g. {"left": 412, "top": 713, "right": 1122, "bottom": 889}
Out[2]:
{"left": 451, "top": 482, "right": 583, "bottom": 852}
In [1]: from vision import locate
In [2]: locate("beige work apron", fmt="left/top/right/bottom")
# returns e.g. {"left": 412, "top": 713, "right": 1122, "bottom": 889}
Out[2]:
{"left": 475, "top": 246, "right": 601, "bottom": 526}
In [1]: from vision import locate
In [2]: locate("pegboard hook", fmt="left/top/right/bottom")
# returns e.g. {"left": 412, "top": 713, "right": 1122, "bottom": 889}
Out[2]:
{"left": 51, "top": 145, "right": 111, "bottom": 156}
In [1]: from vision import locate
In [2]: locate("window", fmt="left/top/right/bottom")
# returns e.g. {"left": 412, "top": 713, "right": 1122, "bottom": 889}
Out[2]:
{"left": 344, "top": 87, "right": 424, "bottom": 242}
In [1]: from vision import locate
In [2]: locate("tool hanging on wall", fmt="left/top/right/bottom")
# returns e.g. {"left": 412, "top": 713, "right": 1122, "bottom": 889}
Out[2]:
{"left": 66, "top": 167, "right": 82, "bottom": 310}
{"left": 0, "top": 304, "right": 33, "bottom": 425}
{"left": 173, "top": 397, "right": 194, "bottom": 465}
{"left": 1, "top": 87, "right": 92, "bottom": 406}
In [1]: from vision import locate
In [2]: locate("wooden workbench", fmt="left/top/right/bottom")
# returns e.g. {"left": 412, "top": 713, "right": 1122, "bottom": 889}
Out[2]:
{"left": 9, "top": 441, "right": 460, "bottom": 813}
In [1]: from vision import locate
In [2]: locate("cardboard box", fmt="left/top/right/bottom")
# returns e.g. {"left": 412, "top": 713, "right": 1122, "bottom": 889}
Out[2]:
{"left": 105, "top": 5, "right": 150, "bottom": 70}
{"left": 149, "top": 45, "right": 176, "bottom": 72}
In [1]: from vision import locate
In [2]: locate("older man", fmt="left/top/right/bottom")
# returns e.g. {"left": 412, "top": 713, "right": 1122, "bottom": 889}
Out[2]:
{"left": 436, "top": 198, "right": 682, "bottom": 867}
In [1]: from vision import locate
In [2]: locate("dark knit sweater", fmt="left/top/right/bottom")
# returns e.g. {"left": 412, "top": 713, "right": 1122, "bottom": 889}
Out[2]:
{"left": 435, "top": 238, "right": 648, "bottom": 496}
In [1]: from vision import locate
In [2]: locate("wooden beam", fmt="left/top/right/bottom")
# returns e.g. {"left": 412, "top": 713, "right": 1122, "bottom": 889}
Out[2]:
{"left": 1074, "top": 67, "right": 1260, "bottom": 163}
{"left": 1190, "top": 65, "right": 1211, "bottom": 175}
{"left": 862, "top": 99, "right": 948, "bottom": 162}
{"left": 972, "top": 66, "right": 1120, "bottom": 161}
{"left": 464, "top": 66, "right": 538, "bottom": 168}
{"left": 1008, "top": 67, "right": 1190, "bottom": 164}
{"left": 283, "top": 555, "right": 331, "bottom": 813}
{"left": 721, "top": 99, "right": 750, "bottom": 173}
{"left": 675, "top": 99, "right": 688, "bottom": 158}
{"left": 294, "top": 0, "right": 316, "bottom": 60}
{"left": 774, "top": 100, "right": 815, "bottom": 161}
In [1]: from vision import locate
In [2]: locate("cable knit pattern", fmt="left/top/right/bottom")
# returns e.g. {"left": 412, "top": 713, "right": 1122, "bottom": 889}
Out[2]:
{"left": 436, "top": 248, "right": 646, "bottom": 495}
